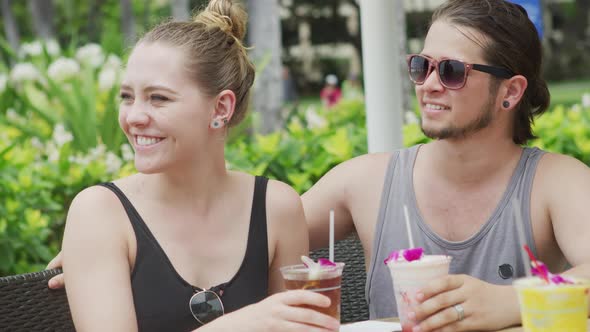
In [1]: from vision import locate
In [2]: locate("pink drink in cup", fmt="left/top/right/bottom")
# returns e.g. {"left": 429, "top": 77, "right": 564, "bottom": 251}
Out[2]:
{"left": 385, "top": 249, "right": 452, "bottom": 332}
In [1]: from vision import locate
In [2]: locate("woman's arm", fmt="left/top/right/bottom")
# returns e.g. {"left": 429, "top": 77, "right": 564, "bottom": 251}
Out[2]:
{"left": 265, "top": 180, "right": 309, "bottom": 294}
{"left": 62, "top": 186, "right": 138, "bottom": 332}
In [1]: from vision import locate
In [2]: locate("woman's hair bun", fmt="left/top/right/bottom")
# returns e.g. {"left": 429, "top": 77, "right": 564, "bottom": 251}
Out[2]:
{"left": 195, "top": 0, "right": 248, "bottom": 41}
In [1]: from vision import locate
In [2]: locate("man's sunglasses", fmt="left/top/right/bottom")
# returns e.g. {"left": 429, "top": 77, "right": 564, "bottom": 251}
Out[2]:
{"left": 406, "top": 54, "right": 514, "bottom": 90}
{"left": 189, "top": 289, "right": 224, "bottom": 325}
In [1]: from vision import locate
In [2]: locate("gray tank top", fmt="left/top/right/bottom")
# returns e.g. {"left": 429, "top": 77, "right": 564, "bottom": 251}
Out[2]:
{"left": 366, "top": 145, "right": 545, "bottom": 319}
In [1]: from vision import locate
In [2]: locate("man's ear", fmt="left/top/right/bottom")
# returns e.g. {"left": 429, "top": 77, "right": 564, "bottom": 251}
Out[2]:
{"left": 499, "top": 75, "right": 528, "bottom": 111}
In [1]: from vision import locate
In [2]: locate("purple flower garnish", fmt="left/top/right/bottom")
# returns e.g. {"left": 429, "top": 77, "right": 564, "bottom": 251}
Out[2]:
{"left": 384, "top": 247, "right": 424, "bottom": 264}
{"left": 549, "top": 274, "right": 574, "bottom": 285}
{"left": 384, "top": 251, "right": 400, "bottom": 265}
{"left": 318, "top": 258, "right": 336, "bottom": 267}
{"left": 402, "top": 248, "right": 424, "bottom": 261}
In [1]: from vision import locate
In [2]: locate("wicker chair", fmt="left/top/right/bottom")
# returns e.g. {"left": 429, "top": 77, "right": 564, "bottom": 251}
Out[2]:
{"left": 310, "top": 233, "right": 369, "bottom": 323}
{"left": 0, "top": 268, "right": 75, "bottom": 331}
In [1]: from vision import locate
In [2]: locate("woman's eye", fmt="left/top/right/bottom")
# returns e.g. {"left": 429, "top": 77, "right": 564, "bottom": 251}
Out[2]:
{"left": 151, "top": 94, "right": 169, "bottom": 102}
{"left": 119, "top": 92, "right": 133, "bottom": 101}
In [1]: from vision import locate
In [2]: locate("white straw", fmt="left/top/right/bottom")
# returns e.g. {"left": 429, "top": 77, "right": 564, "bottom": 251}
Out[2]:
{"left": 403, "top": 205, "right": 415, "bottom": 248}
{"left": 329, "top": 209, "right": 335, "bottom": 262}
{"left": 511, "top": 198, "right": 532, "bottom": 277}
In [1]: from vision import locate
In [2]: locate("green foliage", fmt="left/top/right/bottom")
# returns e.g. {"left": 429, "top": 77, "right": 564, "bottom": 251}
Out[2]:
{"left": 0, "top": 126, "right": 134, "bottom": 275}
{"left": 529, "top": 104, "right": 590, "bottom": 164}
{"left": 226, "top": 99, "right": 367, "bottom": 193}
{"left": 0, "top": 41, "right": 126, "bottom": 154}
{"left": 2, "top": 76, "right": 590, "bottom": 275}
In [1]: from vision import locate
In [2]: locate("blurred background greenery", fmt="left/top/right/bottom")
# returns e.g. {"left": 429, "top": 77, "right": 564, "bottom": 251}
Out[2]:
{"left": 0, "top": 0, "right": 589, "bottom": 275}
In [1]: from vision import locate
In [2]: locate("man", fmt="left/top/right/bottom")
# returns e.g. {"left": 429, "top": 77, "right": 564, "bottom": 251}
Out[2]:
{"left": 304, "top": 0, "right": 590, "bottom": 331}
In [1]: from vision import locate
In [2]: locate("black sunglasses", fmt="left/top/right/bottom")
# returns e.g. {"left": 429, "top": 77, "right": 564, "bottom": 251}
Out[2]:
{"left": 407, "top": 54, "right": 514, "bottom": 90}
{"left": 189, "top": 289, "right": 224, "bottom": 325}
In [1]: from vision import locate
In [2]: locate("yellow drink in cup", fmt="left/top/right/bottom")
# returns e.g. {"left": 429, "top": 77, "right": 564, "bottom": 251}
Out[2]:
{"left": 514, "top": 277, "right": 590, "bottom": 332}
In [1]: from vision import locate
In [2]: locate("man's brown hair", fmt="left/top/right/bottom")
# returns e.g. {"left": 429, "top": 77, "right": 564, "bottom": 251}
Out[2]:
{"left": 433, "top": 0, "right": 550, "bottom": 144}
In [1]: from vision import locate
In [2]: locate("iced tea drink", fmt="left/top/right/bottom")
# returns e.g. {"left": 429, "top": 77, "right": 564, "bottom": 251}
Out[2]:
{"left": 280, "top": 262, "right": 345, "bottom": 320}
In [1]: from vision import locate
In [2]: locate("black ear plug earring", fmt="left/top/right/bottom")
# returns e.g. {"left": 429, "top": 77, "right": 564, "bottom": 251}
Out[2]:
{"left": 502, "top": 100, "right": 510, "bottom": 108}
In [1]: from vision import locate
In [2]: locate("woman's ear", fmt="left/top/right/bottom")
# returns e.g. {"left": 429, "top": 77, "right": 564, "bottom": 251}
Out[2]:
{"left": 210, "top": 90, "right": 236, "bottom": 128}
{"left": 209, "top": 90, "right": 236, "bottom": 129}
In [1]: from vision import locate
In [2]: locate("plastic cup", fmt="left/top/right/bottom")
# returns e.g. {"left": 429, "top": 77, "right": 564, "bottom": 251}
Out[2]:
{"left": 514, "top": 277, "right": 590, "bottom": 332}
{"left": 280, "top": 263, "right": 345, "bottom": 320}
{"left": 387, "top": 255, "right": 452, "bottom": 332}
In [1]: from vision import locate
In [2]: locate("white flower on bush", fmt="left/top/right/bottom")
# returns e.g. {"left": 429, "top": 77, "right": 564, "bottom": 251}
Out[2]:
{"left": 30, "top": 137, "right": 44, "bottom": 150}
{"left": 98, "top": 67, "right": 119, "bottom": 91}
{"left": 47, "top": 142, "right": 60, "bottom": 162}
{"left": 89, "top": 144, "right": 107, "bottom": 160}
{"left": 48, "top": 57, "right": 80, "bottom": 82}
{"left": 19, "top": 41, "right": 43, "bottom": 58}
{"left": 121, "top": 143, "right": 134, "bottom": 161}
{"left": 105, "top": 152, "right": 123, "bottom": 174}
{"left": 582, "top": 93, "right": 590, "bottom": 108}
{"left": 52, "top": 123, "right": 74, "bottom": 147}
{"left": 405, "top": 111, "right": 419, "bottom": 124}
{"left": 104, "top": 54, "right": 123, "bottom": 70}
{"left": 75, "top": 43, "right": 105, "bottom": 68}
{"left": 571, "top": 104, "right": 581, "bottom": 113}
{"left": 305, "top": 106, "right": 327, "bottom": 129}
{"left": 69, "top": 154, "right": 91, "bottom": 166}
{"left": 6, "top": 108, "right": 19, "bottom": 121}
{"left": 10, "top": 63, "right": 41, "bottom": 83}
{"left": 0, "top": 74, "right": 7, "bottom": 93}
{"left": 45, "top": 39, "right": 60, "bottom": 56}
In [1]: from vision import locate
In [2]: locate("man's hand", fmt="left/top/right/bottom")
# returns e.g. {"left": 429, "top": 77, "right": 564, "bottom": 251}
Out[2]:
{"left": 46, "top": 251, "right": 65, "bottom": 289}
{"left": 410, "top": 274, "right": 520, "bottom": 332}
{"left": 200, "top": 290, "right": 340, "bottom": 332}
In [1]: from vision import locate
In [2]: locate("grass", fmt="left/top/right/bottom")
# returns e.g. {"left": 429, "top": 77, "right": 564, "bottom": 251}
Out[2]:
{"left": 547, "top": 79, "right": 590, "bottom": 108}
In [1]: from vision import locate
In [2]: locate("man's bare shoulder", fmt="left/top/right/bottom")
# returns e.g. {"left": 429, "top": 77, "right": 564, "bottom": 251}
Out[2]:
{"left": 537, "top": 152, "right": 590, "bottom": 182}
{"left": 535, "top": 151, "right": 590, "bottom": 202}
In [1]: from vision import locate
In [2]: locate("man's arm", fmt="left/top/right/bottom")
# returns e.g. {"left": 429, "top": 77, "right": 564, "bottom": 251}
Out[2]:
{"left": 302, "top": 152, "right": 391, "bottom": 251}
{"left": 543, "top": 153, "right": 590, "bottom": 276}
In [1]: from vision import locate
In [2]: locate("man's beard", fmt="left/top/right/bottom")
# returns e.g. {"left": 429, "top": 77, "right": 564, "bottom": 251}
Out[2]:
{"left": 421, "top": 97, "right": 495, "bottom": 140}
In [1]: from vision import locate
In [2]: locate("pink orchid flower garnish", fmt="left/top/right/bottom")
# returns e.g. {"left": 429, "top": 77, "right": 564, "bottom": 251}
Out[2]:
{"left": 403, "top": 248, "right": 424, "bottom": 261}
{"left": 317, "top": 258, "right": 336, "bottom": 267}
{"left": 384, "top": 247, "right": 424, "bottom": 265}
{"left": 550, "top": 274, "right": 574, "bottom": 285}
{"left": 523, "top": 245, "right": 572, "bottom": 285}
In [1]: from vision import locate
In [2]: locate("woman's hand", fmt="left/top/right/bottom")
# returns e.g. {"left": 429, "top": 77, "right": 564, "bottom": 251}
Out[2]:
{"left": 410, "top": 274, "right": 520, "bottom": 332}
{"left": 46, "top": 250, "right": 65, "bottom": 289}
{"left": 200, "top": 290, "right": 340, "bottom": 332}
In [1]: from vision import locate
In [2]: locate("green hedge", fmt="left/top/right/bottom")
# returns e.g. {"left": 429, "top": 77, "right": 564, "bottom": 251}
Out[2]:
{"left": 2, "top": 43, "right": 590, "bottom": 275}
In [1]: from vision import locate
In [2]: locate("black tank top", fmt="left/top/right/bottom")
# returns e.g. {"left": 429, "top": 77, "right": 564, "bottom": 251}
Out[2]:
{"left": 98, "top": 176, "right": 269, "bottom": 332}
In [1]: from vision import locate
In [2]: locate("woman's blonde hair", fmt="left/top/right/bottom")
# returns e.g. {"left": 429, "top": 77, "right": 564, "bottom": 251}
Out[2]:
{"left": 140, "top": 0, "right": 255, "bottom": 127}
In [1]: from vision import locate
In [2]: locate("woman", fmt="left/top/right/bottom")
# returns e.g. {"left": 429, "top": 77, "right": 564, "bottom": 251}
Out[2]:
{"left": 57, "top": 1, "right": 339, "bottom": 331}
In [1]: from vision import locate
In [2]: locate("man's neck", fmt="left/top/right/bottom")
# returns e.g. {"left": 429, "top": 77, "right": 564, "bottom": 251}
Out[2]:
{"left": 421, "top": 134, "right": 523, "bottom": 187}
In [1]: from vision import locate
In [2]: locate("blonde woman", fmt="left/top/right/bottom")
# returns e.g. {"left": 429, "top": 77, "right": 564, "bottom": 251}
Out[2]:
{"left": 54, "top": 1, "right": 339, "bottom": 331}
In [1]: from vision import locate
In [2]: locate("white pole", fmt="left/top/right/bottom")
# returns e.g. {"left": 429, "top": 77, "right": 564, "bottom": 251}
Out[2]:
{"left": 359, "top": 0, "right": 405, "bottom": 153}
